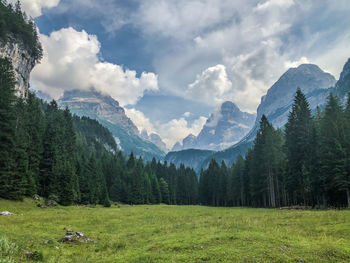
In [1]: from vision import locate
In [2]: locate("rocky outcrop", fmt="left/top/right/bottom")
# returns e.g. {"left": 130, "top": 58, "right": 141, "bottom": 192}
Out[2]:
{"left": 0, "top": 36, "right": 36, "bottom": 97}
{"left": 59, "top": 90, "right": 139, "bottom": 134}
{"left": 58, "top": 90, "right": 166, "bottom": 161}
{"left": 140, "top": 130, "right": 167, "bottom": 151}
{"left": 334, "top": 58, "right": 350, "bottom": 103}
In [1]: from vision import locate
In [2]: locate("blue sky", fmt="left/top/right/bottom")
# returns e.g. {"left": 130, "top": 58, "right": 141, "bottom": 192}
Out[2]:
{"left": 15, "top": 0, "right": 350, "bottom": 148}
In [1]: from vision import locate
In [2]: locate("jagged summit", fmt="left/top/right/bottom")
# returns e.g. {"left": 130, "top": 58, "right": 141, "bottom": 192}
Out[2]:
{"left": 172, "top": 101, "right": 255, "bottom": 151}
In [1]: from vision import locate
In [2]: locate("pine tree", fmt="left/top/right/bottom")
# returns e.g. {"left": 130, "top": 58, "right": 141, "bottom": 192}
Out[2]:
{"left": 319, "top": 94, "right": 346, "bottom": 206}
{"left": 285, "top": 88, "right": 313, "bottom": 205}
{"left": 159, "top": 178, "right": 170, "bottom": 204}
{"left": 0, "top": 58, "right": 23, "bottom": 200}
{"left": 344, "top": 93, "right": 350, "bottom": 207}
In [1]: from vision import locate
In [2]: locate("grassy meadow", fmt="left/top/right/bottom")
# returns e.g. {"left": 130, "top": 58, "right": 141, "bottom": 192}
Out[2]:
{"left": 0, "top": 199, "right": 350, "bottom": 262}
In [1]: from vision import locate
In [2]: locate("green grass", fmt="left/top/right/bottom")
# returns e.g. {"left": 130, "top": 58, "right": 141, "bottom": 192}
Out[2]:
{"left": 0, "top": 199, "right": 350, "bottom": 262}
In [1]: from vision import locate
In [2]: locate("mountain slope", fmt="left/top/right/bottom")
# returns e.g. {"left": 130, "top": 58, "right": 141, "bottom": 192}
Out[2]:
{"left": 58, "top": 90, "right": 165, "bottom": 161}
{"left": 165, "top": 149, "right": 215, "bottom": 173}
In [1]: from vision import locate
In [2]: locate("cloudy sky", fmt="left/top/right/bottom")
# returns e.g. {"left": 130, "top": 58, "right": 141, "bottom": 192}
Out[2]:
{"left": 17, "top": 0, "right": 350, "bottom": 148}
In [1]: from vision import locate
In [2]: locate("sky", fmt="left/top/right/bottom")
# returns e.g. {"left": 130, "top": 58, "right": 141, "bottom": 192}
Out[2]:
{"left": 15, "top": 0, "right": 350, "bottom": 148}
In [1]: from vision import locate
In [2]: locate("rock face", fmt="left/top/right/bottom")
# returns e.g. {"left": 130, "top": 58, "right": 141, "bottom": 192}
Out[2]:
{"left": 173, "top": 101, "right": 255, "bottom": 151}
{"left": 255, "top": 64, "right": 336, "bottom": 130}
{"left": 140, "top": 130, "right": 167, "bottom": 151}
{"left": 59, "top": 90, "right": 165, "bottom": 161}
{"left": 334, "top": 58, "right": 350, "bottom": 103}
{"left": 60, "top": 90, "right": 139, "bottom": 134}
{"left": 0, "top": 36, "right": 36, "bottom": 97}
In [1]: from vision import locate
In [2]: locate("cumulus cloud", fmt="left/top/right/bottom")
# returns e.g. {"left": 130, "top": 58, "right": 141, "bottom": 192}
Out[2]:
{"left": 9, "top": 0, "right": 60, "bottom": 18}
{"left": 284, "top": 56, "right": 310, "bottom": 69}
{"left": 31, "top": 27, "right": 158, "bottom": 106}
{"left": 127, "top": 0, "right": 350, "bottom": 112}
{"left": 186, "top": 64, "right": 232, "bottom": 106}
{"left": 158, "top": 116, "right": 207, "bottom": 148}
{"left": 125, "top": 108, "right": 207, "bottom": 148}
{"left": 125, "top": 108, "right": 156, "bottom": 135}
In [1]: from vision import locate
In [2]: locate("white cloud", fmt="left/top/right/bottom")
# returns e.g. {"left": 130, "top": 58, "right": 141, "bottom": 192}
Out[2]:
{"left": 31, "top": 27, "right": 158, "bottom": 106}
{"left": 125, "top": 108, "right": 156, "bottom": 135}
{"left": 158, "top": 116, "right": 207, "bottom": 148}
{"left": 129, "top": 0, "right": 350, "bottom": 113}
{"left": 284, "top": 56, "right": 310, "bottom": 69}
{"left": 183, "top": 112, "right": 191, "bottom": 118}
{"left": 125, "top": 108, "right": 207, "bottom": 148}
{"left": 256, "top": 0, "right": 294, "bottom": 11}
{"left": 9, "top": 0, "right": 60, "bottom": 18}
{"left": 186, "top": 64, "right": 232, "bottom": 106}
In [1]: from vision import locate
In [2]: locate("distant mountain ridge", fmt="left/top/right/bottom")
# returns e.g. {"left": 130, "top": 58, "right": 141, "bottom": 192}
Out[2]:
{"left": 167, "top": 61, "right": 348, "bottom": 171}
{"left": 58, "top": 89, "right": 165, "bottom": 161}
{"left": 172, "top": 101, "right": 256, "bottom": 151}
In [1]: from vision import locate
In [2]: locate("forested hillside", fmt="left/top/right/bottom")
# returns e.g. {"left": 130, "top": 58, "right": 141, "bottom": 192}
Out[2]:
{"left": 0, "top": 57, "right": 198, "bottom": 206}
{"left": 199, "top": 89, "right": 350, "bottom": 208}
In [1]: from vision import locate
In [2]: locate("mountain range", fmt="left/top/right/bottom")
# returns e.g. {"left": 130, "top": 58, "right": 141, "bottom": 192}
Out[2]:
{"left": 166, "top": 60, "right": 350, "bottom": 172}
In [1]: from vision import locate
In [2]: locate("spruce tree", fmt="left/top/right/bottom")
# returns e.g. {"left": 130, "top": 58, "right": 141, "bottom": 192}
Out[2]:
{"left": 319, "top": 94, "right": 346, "bottom": 206}
{"left": 159, "top": 178, "right": 170, "bottom": 204}
{"left": 0, "top": 58, "right": 23, "bottom": 200}
{"left": 285, "top": 88, "right": 313, "bottom": 205}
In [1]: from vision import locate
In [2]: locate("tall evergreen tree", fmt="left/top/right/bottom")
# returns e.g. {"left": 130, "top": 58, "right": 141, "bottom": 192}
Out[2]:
{"left": 0, "top": 58, "right": 23, "bottom": 200}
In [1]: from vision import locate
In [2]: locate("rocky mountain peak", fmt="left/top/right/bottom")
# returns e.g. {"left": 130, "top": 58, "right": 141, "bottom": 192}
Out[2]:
{"left": 59, "top": 89, "right": 139, "bottom": 135}
{"left": 172, "top": 101, "right": 256, "bottom": 151}
{"left": 140, "top": 130, "right": 167, "bottom": 151}
{"left": 255, "top": 63, "right": 336, "bottom": 129}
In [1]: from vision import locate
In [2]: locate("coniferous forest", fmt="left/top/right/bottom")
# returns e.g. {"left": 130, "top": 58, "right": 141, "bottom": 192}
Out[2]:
{"left": 0, "top": 0, "right": 349, "bottom": 209}
{"left": 1, "top": 54, "right": 350, "bottom": 208}
{"left": 0, "top": 57, "right": 198, "bottom": 206}
{"left": 199, "top": 89, "right": 350, "bottom": 208}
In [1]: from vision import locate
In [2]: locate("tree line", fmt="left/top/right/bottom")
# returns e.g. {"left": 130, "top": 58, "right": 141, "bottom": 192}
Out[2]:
{"left": 1, "top": 55, "right": 349, "bottom": 208}
{"left": 0, "top": 57, "right": 198, "bottom": 206}
{"left": 199, "top": 89, "right": 350, "bottom": 208}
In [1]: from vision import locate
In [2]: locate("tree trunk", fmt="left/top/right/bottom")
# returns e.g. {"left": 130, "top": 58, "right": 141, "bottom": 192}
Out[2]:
{"left": 346, "top": 188, "right": 350, "bottom": 208}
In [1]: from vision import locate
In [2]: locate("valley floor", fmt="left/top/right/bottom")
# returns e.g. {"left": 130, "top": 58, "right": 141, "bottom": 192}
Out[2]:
{"left": 0, "top": 199, "right": 350, "bottom": 263}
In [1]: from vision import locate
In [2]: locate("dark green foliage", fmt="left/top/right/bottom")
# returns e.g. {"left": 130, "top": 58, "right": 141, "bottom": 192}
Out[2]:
{"left": 2, "top": 52, "right": 350, "bottom": 207}
{"left": 285, "top": 88, "right": 313, "bottom": 205}
{"left": 197, "top": 89, "right": 350, "bottom": 208}
{"left": 0, "top": 1, "right": 42, "bottom": 62}
{"left": 0, "top": 58, "right": 22, "bottom": 200}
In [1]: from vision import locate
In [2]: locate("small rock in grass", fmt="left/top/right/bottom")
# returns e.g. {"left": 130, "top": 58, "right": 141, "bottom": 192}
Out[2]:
{"left": 45, "top": 199, "right": 57, "bottom": 207}
{"left": 296, "top": 258, "right": 305, "bottom": 262}
{"left": 32, "top": 194, "right": 43, "bottom": 201}
{"left": 59, "top": 230, "right": 97, "bottom": 243}
{"left": 25, "top": 251, "right": 43, "bottom": 260}
{"left": 200, "top": 246, "right": 204, "bottom": 250}
{"left": 0, "top": 211, "right": 14, "bottom": 216}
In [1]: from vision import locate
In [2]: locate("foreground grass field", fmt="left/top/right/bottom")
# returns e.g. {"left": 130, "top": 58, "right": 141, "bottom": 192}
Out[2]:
{"left": 0, "top": 199, "right": 350, "bottom": 262}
